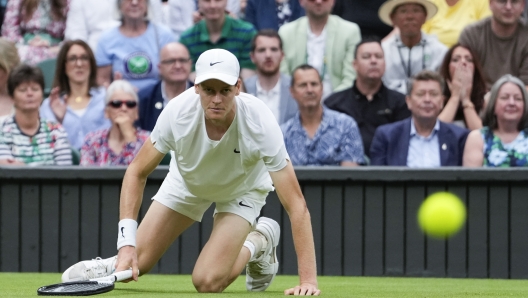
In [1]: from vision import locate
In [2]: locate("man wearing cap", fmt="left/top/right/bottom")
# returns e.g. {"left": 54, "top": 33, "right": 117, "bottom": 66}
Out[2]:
{"left": 379, "top": 0, "right": 447, "bottom": 95}
{"left": 60, "top": 49, "right": 321, "bottom": 296}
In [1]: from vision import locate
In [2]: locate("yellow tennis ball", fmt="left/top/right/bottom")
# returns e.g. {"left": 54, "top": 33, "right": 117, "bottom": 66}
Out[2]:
{"left": 418, "top": 192, "right": 466, "bottom": 238}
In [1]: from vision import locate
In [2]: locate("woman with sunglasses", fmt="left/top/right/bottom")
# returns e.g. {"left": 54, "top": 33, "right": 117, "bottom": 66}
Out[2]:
{"left": 40, "top": 40, "right": 110, "bottom": 149}
{"left": 80, "top": 80, "right": 149, "bottom": 166}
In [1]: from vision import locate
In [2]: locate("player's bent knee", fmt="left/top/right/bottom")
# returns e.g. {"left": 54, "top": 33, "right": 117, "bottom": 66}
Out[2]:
{"left": 192, "top": 274, "right": 229, "bottom": 293}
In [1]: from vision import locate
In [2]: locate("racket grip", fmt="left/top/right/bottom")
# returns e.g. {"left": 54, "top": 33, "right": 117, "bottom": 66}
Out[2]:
{"left": 112, "top": 269, "right": 135, "bottom": 282}
{"left": 90, "top": 269, "right": 136, "bottom": 282}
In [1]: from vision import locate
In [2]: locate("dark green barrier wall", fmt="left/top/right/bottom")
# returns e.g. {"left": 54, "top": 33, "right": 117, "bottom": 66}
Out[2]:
{"left": 1, "top": 167, "right": 527, "bottom": 278}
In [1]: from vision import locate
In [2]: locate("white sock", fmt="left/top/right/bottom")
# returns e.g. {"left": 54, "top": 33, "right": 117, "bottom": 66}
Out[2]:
{"left": 244, "top": 240, "right": 256, "bottom": 261}
{"left": 245, "top": 231, "right": 268, "bottom": 262}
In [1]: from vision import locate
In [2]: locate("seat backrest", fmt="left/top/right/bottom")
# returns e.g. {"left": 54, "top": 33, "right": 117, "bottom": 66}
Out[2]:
{"left": 71, "top": 147, "right": 81, "bottom": 165}
{"left": 37, "top": 58, "right": 57, "bottom": 97}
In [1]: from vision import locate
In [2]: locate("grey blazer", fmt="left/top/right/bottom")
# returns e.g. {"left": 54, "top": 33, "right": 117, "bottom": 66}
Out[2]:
{"left": 244, "top": 74, "right": 298, "bottom": 125}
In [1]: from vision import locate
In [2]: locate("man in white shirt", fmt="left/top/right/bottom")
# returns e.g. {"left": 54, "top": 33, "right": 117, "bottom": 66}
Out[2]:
{"left": 60, "top": 49, "right": 321, "bottom": 296}
{"left": 378, "top": 0, "right": 447, "bottom": 95}
{"left": 244, "top": 30, "right": 298, "bottom": 125}
{"left": 65, "top": 0, "right": 164, "bottom": 51}
{"left": 279, "top": 0, "right": 361, "bottom": 99}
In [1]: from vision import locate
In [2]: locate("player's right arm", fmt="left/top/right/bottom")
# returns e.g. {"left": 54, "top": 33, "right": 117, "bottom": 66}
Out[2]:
{"left": 116, "top": 138, "right": 166, "bottom": 280}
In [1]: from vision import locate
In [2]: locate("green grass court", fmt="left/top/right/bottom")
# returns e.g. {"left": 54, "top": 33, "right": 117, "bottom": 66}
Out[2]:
{"left": 2, "top": 273, "right": 527, "bottom": 297}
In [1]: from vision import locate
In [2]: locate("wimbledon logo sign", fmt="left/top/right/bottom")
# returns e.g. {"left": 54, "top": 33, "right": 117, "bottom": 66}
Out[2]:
{"left": 124, "top": 52, "right": 153, "bottom": 79}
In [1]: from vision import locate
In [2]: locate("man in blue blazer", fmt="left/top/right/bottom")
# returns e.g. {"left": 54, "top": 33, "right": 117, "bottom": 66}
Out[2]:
{"left": 245, "top": 30, "right": 298, "bottom": 125}
{"left": 370, "top": 70, "right": 469, "bottom": 167}
{"left": 138, "top": 43, "right": 193, "bottom": 131}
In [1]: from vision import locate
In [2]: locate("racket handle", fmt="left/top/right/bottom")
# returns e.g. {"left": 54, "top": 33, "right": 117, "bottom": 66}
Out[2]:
{"left": 90, "top": 269, "right": 136, "bottom": 282}
{"left": 112, "top": 269, "right": 135, "bottom": 282}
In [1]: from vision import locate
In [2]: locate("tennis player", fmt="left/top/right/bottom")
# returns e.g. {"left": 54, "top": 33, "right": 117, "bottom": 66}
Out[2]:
{"left": 62, "top": 49, "right": 320, "bottom": 295}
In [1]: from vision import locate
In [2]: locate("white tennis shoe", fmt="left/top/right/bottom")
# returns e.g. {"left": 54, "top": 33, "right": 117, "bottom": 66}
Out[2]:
{"left": 61, "top": 256, "right": 117, "bottom": 282}
{"left": 246, "top": 217, "right": 280, "bottom": 292}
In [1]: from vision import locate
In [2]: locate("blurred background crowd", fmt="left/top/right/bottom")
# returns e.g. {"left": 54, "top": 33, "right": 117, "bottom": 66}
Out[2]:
{"left": 0, "top": 0, "right": 527, "bottom": 168}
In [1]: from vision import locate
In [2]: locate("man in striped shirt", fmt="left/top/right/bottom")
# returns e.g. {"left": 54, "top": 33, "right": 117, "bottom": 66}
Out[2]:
{"left": 180, "top": 0, "right": 257, "bottom": 80}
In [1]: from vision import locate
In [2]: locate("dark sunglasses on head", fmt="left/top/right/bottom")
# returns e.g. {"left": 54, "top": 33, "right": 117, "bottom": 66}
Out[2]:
{"left": 108, "top": 100, "right": 137, "bottom": 108}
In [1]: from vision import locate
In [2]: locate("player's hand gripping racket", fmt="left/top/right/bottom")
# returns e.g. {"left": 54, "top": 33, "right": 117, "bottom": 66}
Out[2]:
{"left": 37, "top": 269, "right": 135, "bottom": 296}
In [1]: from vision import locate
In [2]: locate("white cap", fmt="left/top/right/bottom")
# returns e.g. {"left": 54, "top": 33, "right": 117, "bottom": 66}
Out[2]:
{"left": 194, "top": 49, "right": 240, "bottom": 85}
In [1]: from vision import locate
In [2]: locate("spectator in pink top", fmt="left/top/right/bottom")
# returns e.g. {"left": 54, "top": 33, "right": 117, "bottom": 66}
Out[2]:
{"left": 80, "top": 80, "right": 149, "bottom": 166}
{"left": 1, "top": 0, "right": 69, "bottom": 65}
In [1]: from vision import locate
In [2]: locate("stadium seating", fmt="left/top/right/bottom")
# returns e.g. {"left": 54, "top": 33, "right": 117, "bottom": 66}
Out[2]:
{"left": 36, "top": 58, "right": 57, "bottom": 97}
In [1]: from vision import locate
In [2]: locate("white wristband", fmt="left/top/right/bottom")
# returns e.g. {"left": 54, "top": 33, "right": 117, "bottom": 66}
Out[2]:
{"left": 117, "top": 219, "right": 138, "bottom": 250}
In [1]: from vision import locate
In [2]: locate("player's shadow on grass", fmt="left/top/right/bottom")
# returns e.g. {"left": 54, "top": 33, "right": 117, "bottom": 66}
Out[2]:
{"left": 114, "top": 288, "right": 284, "bottom": 295}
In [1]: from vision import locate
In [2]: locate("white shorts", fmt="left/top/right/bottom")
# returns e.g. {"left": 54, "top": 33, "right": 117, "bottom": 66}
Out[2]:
{"left": 151, "top": 176, "right": 268, "bottom": 225}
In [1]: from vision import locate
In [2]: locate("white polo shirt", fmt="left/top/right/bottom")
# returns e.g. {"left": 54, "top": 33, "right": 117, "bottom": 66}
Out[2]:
{"left": 256, "top": 78, "right": 281, "bottom": 122}
{"left": 150, "top": 88, "right": 289, "bottom": 202}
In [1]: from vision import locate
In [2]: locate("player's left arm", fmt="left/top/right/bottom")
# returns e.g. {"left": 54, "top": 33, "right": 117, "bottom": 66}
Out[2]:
{"left": 269, "top": 162, "right": 321, "bottom": 296}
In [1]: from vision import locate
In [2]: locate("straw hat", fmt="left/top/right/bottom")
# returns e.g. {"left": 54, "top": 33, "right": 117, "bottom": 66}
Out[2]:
{"left": 378, "top": 0, "right": 438, "bottom": 26}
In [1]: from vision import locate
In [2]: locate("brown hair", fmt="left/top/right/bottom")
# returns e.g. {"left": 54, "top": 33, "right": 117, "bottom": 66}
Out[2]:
{"left": 53, "top": 40, "right": 98, "bottom": 95}
{"left": 291, "top": 64, "right": 321, "bottom": 87}
{"left": 251, "top": 29, "right": 283, "bottom": 52}
{"left": 20, "top": 0, "right": 67, "bottom": 22}
{"left": 439, "top": 44, "right": 487, "bottom": 113}
{"left": 406, "top": 70, "right": 444, "bottom": 96}
{"left": 7, "top": 64, "right": 45, "bottom": 97}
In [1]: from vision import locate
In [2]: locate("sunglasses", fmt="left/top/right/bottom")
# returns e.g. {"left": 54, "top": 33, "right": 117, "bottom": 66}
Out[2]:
{"left": 108, "top": 100, "right": 137, "bottom": 108}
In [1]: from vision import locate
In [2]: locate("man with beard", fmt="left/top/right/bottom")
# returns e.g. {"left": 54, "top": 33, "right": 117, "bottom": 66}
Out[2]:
{"left": 244, "top": 30, "right": 298, "bottom": 125}
{"left": 459, "top": 0, "right": 528, "bottom": 88}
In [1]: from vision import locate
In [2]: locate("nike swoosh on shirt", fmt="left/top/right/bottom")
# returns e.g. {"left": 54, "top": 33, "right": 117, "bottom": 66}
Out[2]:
{"left": 239, "top": 201, "right": 252, "bottom": 208}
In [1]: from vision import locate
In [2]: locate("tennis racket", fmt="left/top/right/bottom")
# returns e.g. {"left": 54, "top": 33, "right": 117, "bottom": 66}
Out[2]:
{"left": 37, "top": 269, "right": 135, "bottom": 296}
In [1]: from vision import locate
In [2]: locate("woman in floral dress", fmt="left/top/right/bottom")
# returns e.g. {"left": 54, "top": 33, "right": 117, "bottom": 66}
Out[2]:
{"left": 80, "top": 80, "right": 149, "bottom": 166}
{"left": 463, "top": 75, "right": 528, "bottom": 167}
{"left": 1, "top": 0, "right": 69, "bottom": 65}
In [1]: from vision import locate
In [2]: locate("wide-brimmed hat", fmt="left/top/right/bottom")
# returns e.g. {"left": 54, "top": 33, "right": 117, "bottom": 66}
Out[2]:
{"left": 378, "top": 0, "right": 438, "bottom": 26}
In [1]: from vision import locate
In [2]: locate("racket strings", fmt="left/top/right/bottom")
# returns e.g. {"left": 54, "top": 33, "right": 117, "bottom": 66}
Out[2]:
{"left": 39, "top": 281, "right": 113, "bottom": 294}
{"left": 56, "top": 283, "right": 109, "bottom": 292}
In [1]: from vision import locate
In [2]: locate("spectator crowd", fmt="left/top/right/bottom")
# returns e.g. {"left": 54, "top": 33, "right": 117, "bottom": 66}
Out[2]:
{"left": 0, "top": 0, "right": 528, "bottom": 168}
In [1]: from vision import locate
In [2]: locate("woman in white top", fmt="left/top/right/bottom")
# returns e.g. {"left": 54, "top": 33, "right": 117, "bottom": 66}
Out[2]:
{"left": 0, "top": 38, "right": 21, "bottom": 124}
